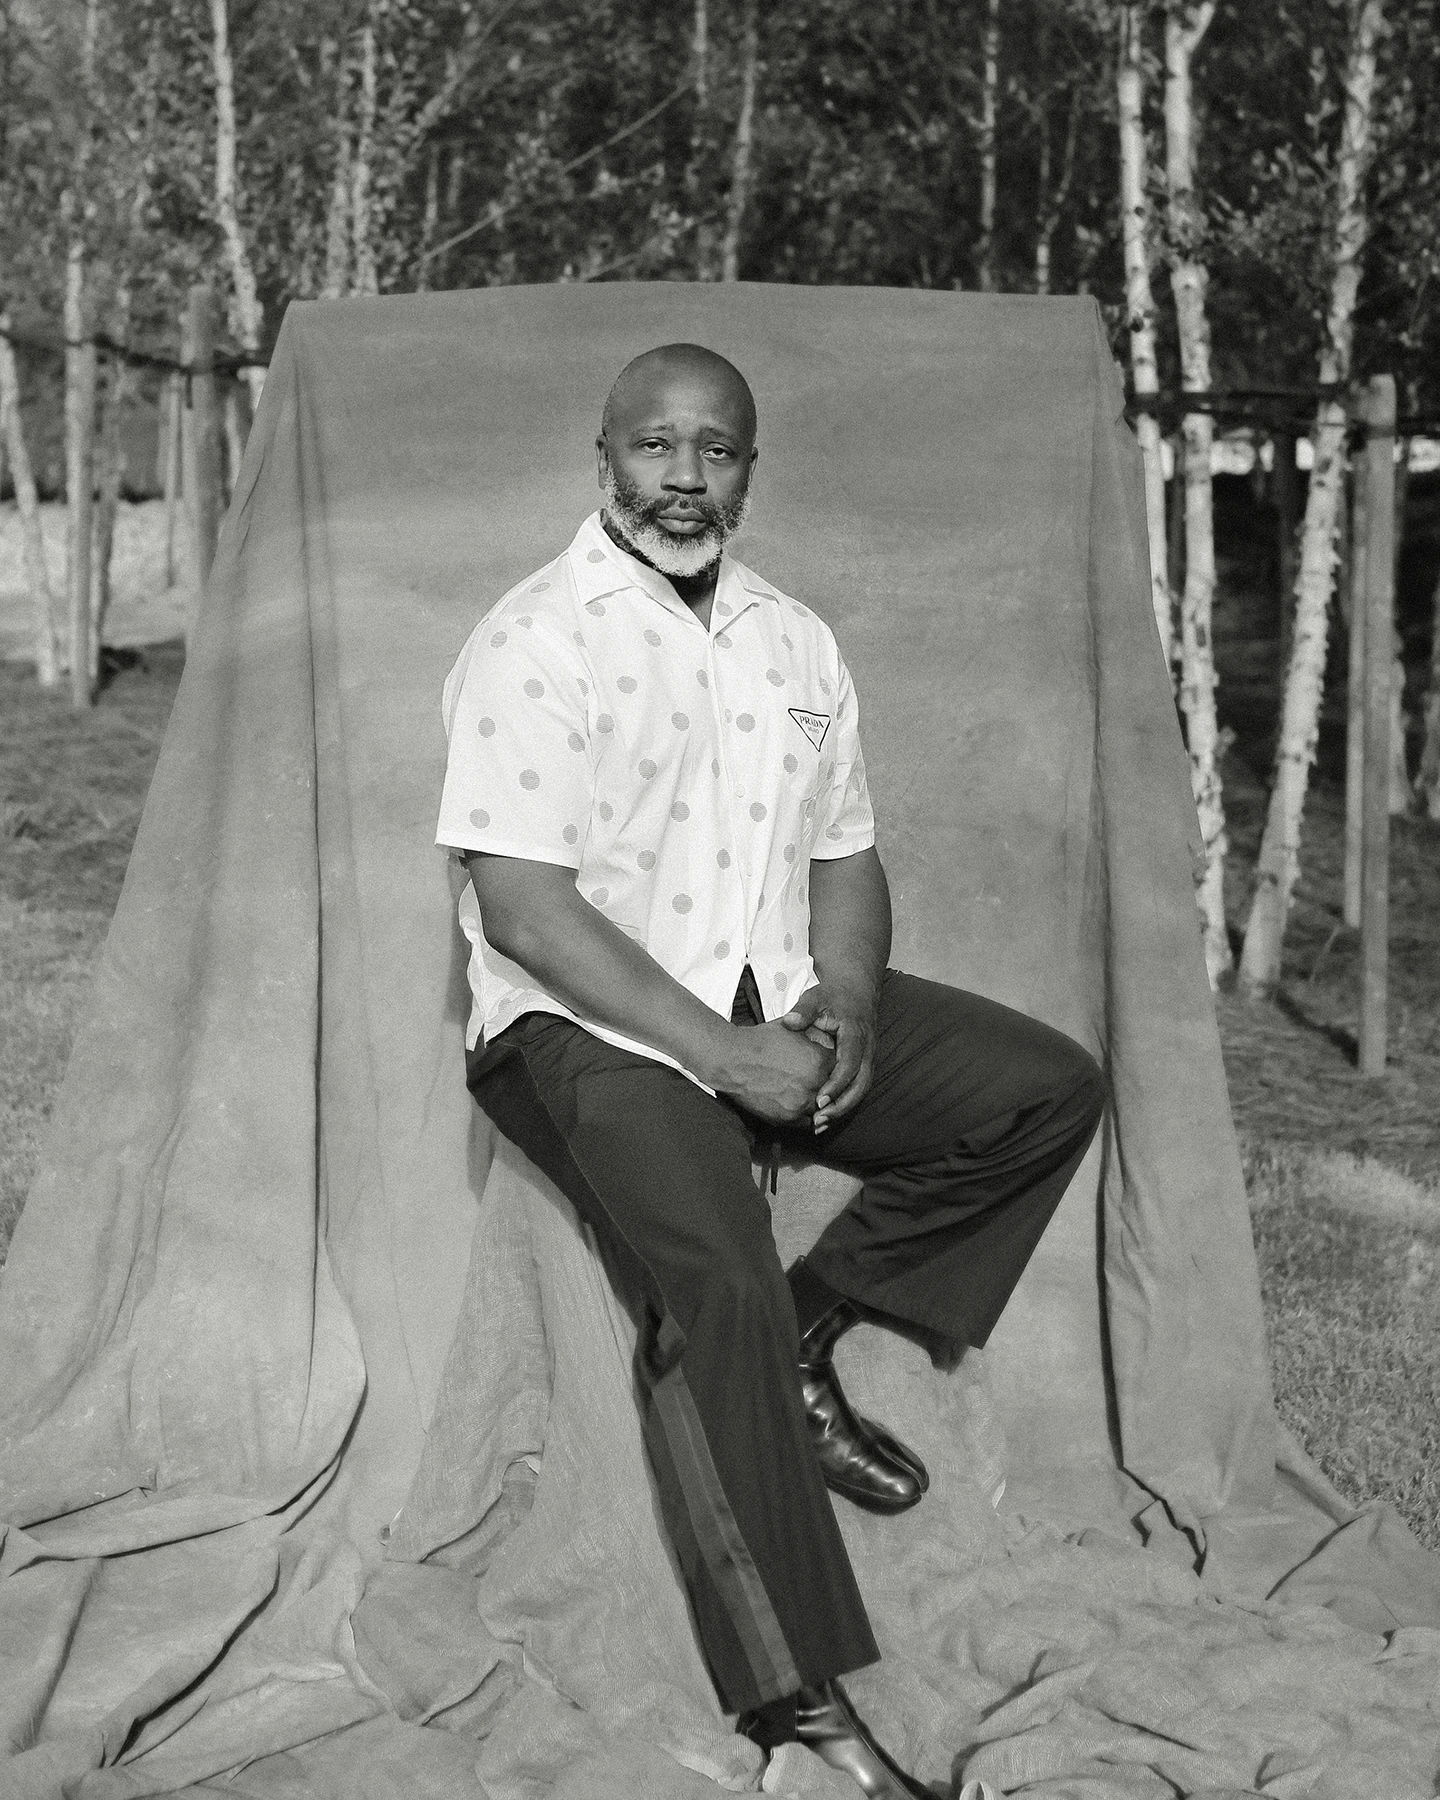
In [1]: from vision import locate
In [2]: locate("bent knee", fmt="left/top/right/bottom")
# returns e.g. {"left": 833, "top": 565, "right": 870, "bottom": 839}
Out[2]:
{"left": 1061, "top": 1045, "right": 1107, "bottom": 1133}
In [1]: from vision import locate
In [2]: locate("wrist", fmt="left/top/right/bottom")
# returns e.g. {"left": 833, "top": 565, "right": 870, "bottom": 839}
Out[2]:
{"left": 812, "top": 963, "right": 881, "bottom": 1020}
{"left": 691, "top": 1015, "right": 747, "bottom": 1093}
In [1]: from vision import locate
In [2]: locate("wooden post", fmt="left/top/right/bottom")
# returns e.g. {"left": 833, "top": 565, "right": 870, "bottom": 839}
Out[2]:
{"left": 1358, "top": 374, "right": 1396, "bottom": 1077}
{"left": 1343, "top": 457, "right": 1368, "bottom": 927}
{"left": 181, "top": 283, "right": 220, "bottom": 641}
{"left": 1167, "top": 437, "right": 1184, "bottom": 595}
{"left": 65, "top": 334, "right": 97, "bottom": 709}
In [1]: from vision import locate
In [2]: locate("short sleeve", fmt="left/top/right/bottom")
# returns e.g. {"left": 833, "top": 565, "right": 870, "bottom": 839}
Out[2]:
{"left": 436, "top": 614, "right": 593, "bottom": 868}
{"left": 811, "top": 653, "right": 876, "bottom": 859}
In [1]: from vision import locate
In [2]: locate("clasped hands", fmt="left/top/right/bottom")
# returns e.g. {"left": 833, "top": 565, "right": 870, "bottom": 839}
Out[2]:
{"left": 721, "top": 980, "right": 877, "bottom": 1134}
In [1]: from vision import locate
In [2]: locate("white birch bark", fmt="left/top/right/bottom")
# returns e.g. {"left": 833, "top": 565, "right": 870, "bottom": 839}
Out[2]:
{"left": 351, "top": 11, "right": 380, "bottom": 296}
{"left": 210, "top": 0, "right": 265, "bottom": 406}
{"left": 1238, "top": 0, "right": 1386, "bottom": 997}
{"left": 63, "top": 229, "right": 96, "bottom": 708}
{"left": 162, "top": 370, "right": 182, "bottom": 589}
{"left": 976, "top": 0, "right": 1000, "bottom": 290}
{"left": 1415, "top": 565, "right": 1440, "bottom": 819}
{"left": 0, "top": 313, "right": 59, "bottom": 685}
{"left": 720, "top": 0, "right": 758, "bottom": 282}
{"left": 689, "top": 0, "right": 715, "bottom": 279}
{"left": 1118, "top": 4, "right": 1173, "bottom": 669}
{"left": 1163, "top": 0, "right": 1229, "bottom": 984}
{"left": 321, "top": 34, "right": 352, "bottom": 299}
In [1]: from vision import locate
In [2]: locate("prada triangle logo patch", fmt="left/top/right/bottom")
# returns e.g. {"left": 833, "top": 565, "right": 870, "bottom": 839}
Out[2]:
{"left": 788, "top": 707, "right": 831, "bottom": 752}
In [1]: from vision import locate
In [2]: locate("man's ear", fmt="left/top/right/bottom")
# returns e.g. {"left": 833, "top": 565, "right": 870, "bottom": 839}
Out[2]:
{"left": 595, "top": 434, "right": 610, "bottom": 489}
{"left": 749, "top": 443, "right": 759, "bottom": 473}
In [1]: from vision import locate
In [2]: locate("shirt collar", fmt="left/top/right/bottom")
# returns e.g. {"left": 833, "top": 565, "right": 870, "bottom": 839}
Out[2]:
{"left": 568, "top": 511, "right": 770, "bottom": 630}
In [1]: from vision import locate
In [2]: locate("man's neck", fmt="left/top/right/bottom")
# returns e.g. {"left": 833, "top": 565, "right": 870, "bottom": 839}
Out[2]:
{"left": 601, "top": 513, "right": 720, "bottom": 627}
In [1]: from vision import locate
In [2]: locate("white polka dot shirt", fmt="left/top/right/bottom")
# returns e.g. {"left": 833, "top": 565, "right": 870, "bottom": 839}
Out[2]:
{"left": 436, "top": 511, "right": 876, "bottom": 1080}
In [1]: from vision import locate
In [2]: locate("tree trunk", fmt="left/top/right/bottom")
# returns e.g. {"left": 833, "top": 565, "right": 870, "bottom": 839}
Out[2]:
{"left": 210, "top": 0, "right": 265, "bottom": 406}
{"left": 1118, "top": 4, "right": 1173, "bottom": 670}
{"left": 417, "top": 141, "right": 440, "bottom": 292}
{"left": 1274, "top": 430, "right": 1298, "bottom": 682}
{"left": 1343, "top": 460, "right": 1366, "bottom": 924}
{"left": 0, "top": 313, "right": 60, "bottom": 686}
{"left": 1415, "top": 563, "right": 1440, "bottom": 820}
{"left": 322, "top": 35, "right": 353, "bottom": 300}
{"left": 976, "top": 0, "right": 1000, "bottom": 290}
{"left": 719, "top": 0, "right": 758, "bottom": 283}
{"left": 351, "top": 10, "right": 380, "bottom": 296}
{"left": 91, "top": 350, "right": 132, "bottom": 680}
{"left": 222, "top": 380, "right": 251, "bottom": 501}
{"left": 162, "top": 370, "right": 182, "bottom": 586}
{"left": 1163, "top": 0, "right": 1228, "bottom": 984}
{"left": 1238, "top": 0, "right": 1386, "bottom": 998}
{"left": 689, "top": 0, "right": 716, "bottom": 279}
{"left": 181, "top": 284, "right": 221, "bottom": 635}
{"left": 63, "top": 228, "right": 96, "bottom": 709}
{"left": 1034, "top": 88, "right": 1079, "bottom": 295}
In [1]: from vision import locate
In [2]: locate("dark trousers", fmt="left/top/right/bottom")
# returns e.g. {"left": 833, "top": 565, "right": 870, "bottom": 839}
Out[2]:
{"left": 466, "top": 968, "right": 1104, "bottom": 1712}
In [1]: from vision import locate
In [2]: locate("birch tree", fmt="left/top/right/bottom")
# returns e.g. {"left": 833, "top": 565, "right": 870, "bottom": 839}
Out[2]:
{"left": 322, "top": 33, "right": 353, "bottom": 299}
{"left": 0, "top": 313, "right": 58, "bottom": 685}
{"left": 1117, "top": 3, "right": 1173, "bottom": 669}
{"left": 211, "top": 0, "right": 265, "bottom": 404}
{"left": 688, "top": 0, "right": 715, "bottom": 279}
{"left": 60, "top": 0, "right": 100, "bottom": 709}
{"left": 720, "top": 0, "right": 758, "bottom": 282}
{"left": 1162, "top": 0, "right": 1229, "bottom": 983}
{"left": 1238, "top": 0, "right": 1387, "bottom": 998}
{"left": 350, "top": 7, "right": 380, "bottom": 295}
{"left": 975, "top": 0, "right": 1001, "bottom": 290}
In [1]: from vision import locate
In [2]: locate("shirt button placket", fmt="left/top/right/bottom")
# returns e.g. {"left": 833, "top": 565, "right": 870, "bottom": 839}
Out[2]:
{"left": 705, "top": 622, "right": 751, "bottom": 955}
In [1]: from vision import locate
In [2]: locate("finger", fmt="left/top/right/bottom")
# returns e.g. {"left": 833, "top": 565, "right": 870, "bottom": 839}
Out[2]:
{"left": 815, "top": 1059, "right": 872, "bottom": 1128}
{"left": 814, "top": 1020, "right": 865, "bottom": 1110}
{"left": 779, "top": 998, "right": 822, "bottom": 1031}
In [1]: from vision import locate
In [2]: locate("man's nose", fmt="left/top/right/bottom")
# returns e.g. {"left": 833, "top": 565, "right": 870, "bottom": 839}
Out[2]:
{"left": 662, "top": 447, "right": 707, "bottom": 491}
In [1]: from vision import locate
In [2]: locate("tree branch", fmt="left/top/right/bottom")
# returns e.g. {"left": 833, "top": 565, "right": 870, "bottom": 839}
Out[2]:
{"left": 419, "top": 81, "right": 691, "bottom": 264}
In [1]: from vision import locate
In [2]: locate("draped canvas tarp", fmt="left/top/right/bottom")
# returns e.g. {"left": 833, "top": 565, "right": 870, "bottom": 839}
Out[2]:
{"left": 3, "top": 283, "right": 1439, "bottom": 1800}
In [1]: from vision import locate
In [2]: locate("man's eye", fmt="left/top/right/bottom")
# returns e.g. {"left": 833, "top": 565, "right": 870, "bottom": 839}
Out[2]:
{"left": 640, "top": 439, "right": 668, "bottom": 451}
{"left": 703, "top": 446, "right": 735, "bottom": 460}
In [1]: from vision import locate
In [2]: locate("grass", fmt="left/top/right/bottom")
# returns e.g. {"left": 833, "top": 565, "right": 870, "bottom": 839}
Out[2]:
{"left": 0, "top": 645, "right": 183, "bottom": 1258}
{"left": 1245, "top": 1141, "right": 1440, "bottom": 1550}
{"left": 2, "top": 646, "right": 1439, "bottom": 1551}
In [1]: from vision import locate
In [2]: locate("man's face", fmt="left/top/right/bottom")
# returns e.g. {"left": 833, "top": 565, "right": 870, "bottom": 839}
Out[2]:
{"left": 596, "top": 370, "right": 758, "bottom": 579}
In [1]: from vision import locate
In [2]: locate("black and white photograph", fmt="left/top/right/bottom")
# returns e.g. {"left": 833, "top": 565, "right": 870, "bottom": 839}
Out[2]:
{"left": 1, "top": 2, "right": 1439, "bottom": 1795}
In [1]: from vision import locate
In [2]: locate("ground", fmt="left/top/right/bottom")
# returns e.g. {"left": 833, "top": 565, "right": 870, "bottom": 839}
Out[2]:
{"left": 2, "top": 501, "right": 1439, "bottom": 1552}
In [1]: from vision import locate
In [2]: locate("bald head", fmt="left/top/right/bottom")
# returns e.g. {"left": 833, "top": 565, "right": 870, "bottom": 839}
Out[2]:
{"left": 601, "top": 343, "right": 757, "bottom": 448}
{"left": 595, "top": 342, "right": 758, "bottom": 582}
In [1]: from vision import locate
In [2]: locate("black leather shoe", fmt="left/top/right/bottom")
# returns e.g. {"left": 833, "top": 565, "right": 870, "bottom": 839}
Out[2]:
{"left": 798, "top": 1296, "right": 929, "bottom": 1513}
{"left": 796, "top": 1679, "right": 932, "bottom": 1798}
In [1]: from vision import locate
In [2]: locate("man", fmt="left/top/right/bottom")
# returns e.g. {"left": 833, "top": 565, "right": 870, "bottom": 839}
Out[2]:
{"left": 436, "top": 343, "right": 1104, "bottom": 1798}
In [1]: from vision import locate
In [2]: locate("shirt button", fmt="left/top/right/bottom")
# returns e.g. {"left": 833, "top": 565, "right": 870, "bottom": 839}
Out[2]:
{"left": 736, "top": 787, "right": 745, "bottom": 798}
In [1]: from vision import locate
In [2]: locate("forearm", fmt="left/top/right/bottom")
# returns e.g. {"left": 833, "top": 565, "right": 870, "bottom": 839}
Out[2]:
{"left": 464, "top": 853, "right": 739, "bottom": 1086}
{"left": 807, "top": 846, "right": 892, "bottom": 1010}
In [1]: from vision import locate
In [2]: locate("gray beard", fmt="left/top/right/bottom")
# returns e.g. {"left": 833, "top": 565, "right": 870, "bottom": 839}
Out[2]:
{"left": 601, "top": 469, "right": 750, "bottom": 579}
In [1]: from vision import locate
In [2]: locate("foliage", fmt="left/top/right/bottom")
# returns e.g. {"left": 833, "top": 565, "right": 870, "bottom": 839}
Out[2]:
{"left": 0, "top": 0, "right": 1434, "bottom": 419}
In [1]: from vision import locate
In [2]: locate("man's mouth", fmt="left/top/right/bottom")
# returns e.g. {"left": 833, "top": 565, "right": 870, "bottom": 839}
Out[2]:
{"left": 656, "top": 507, "right": 712, "bottom": 535}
